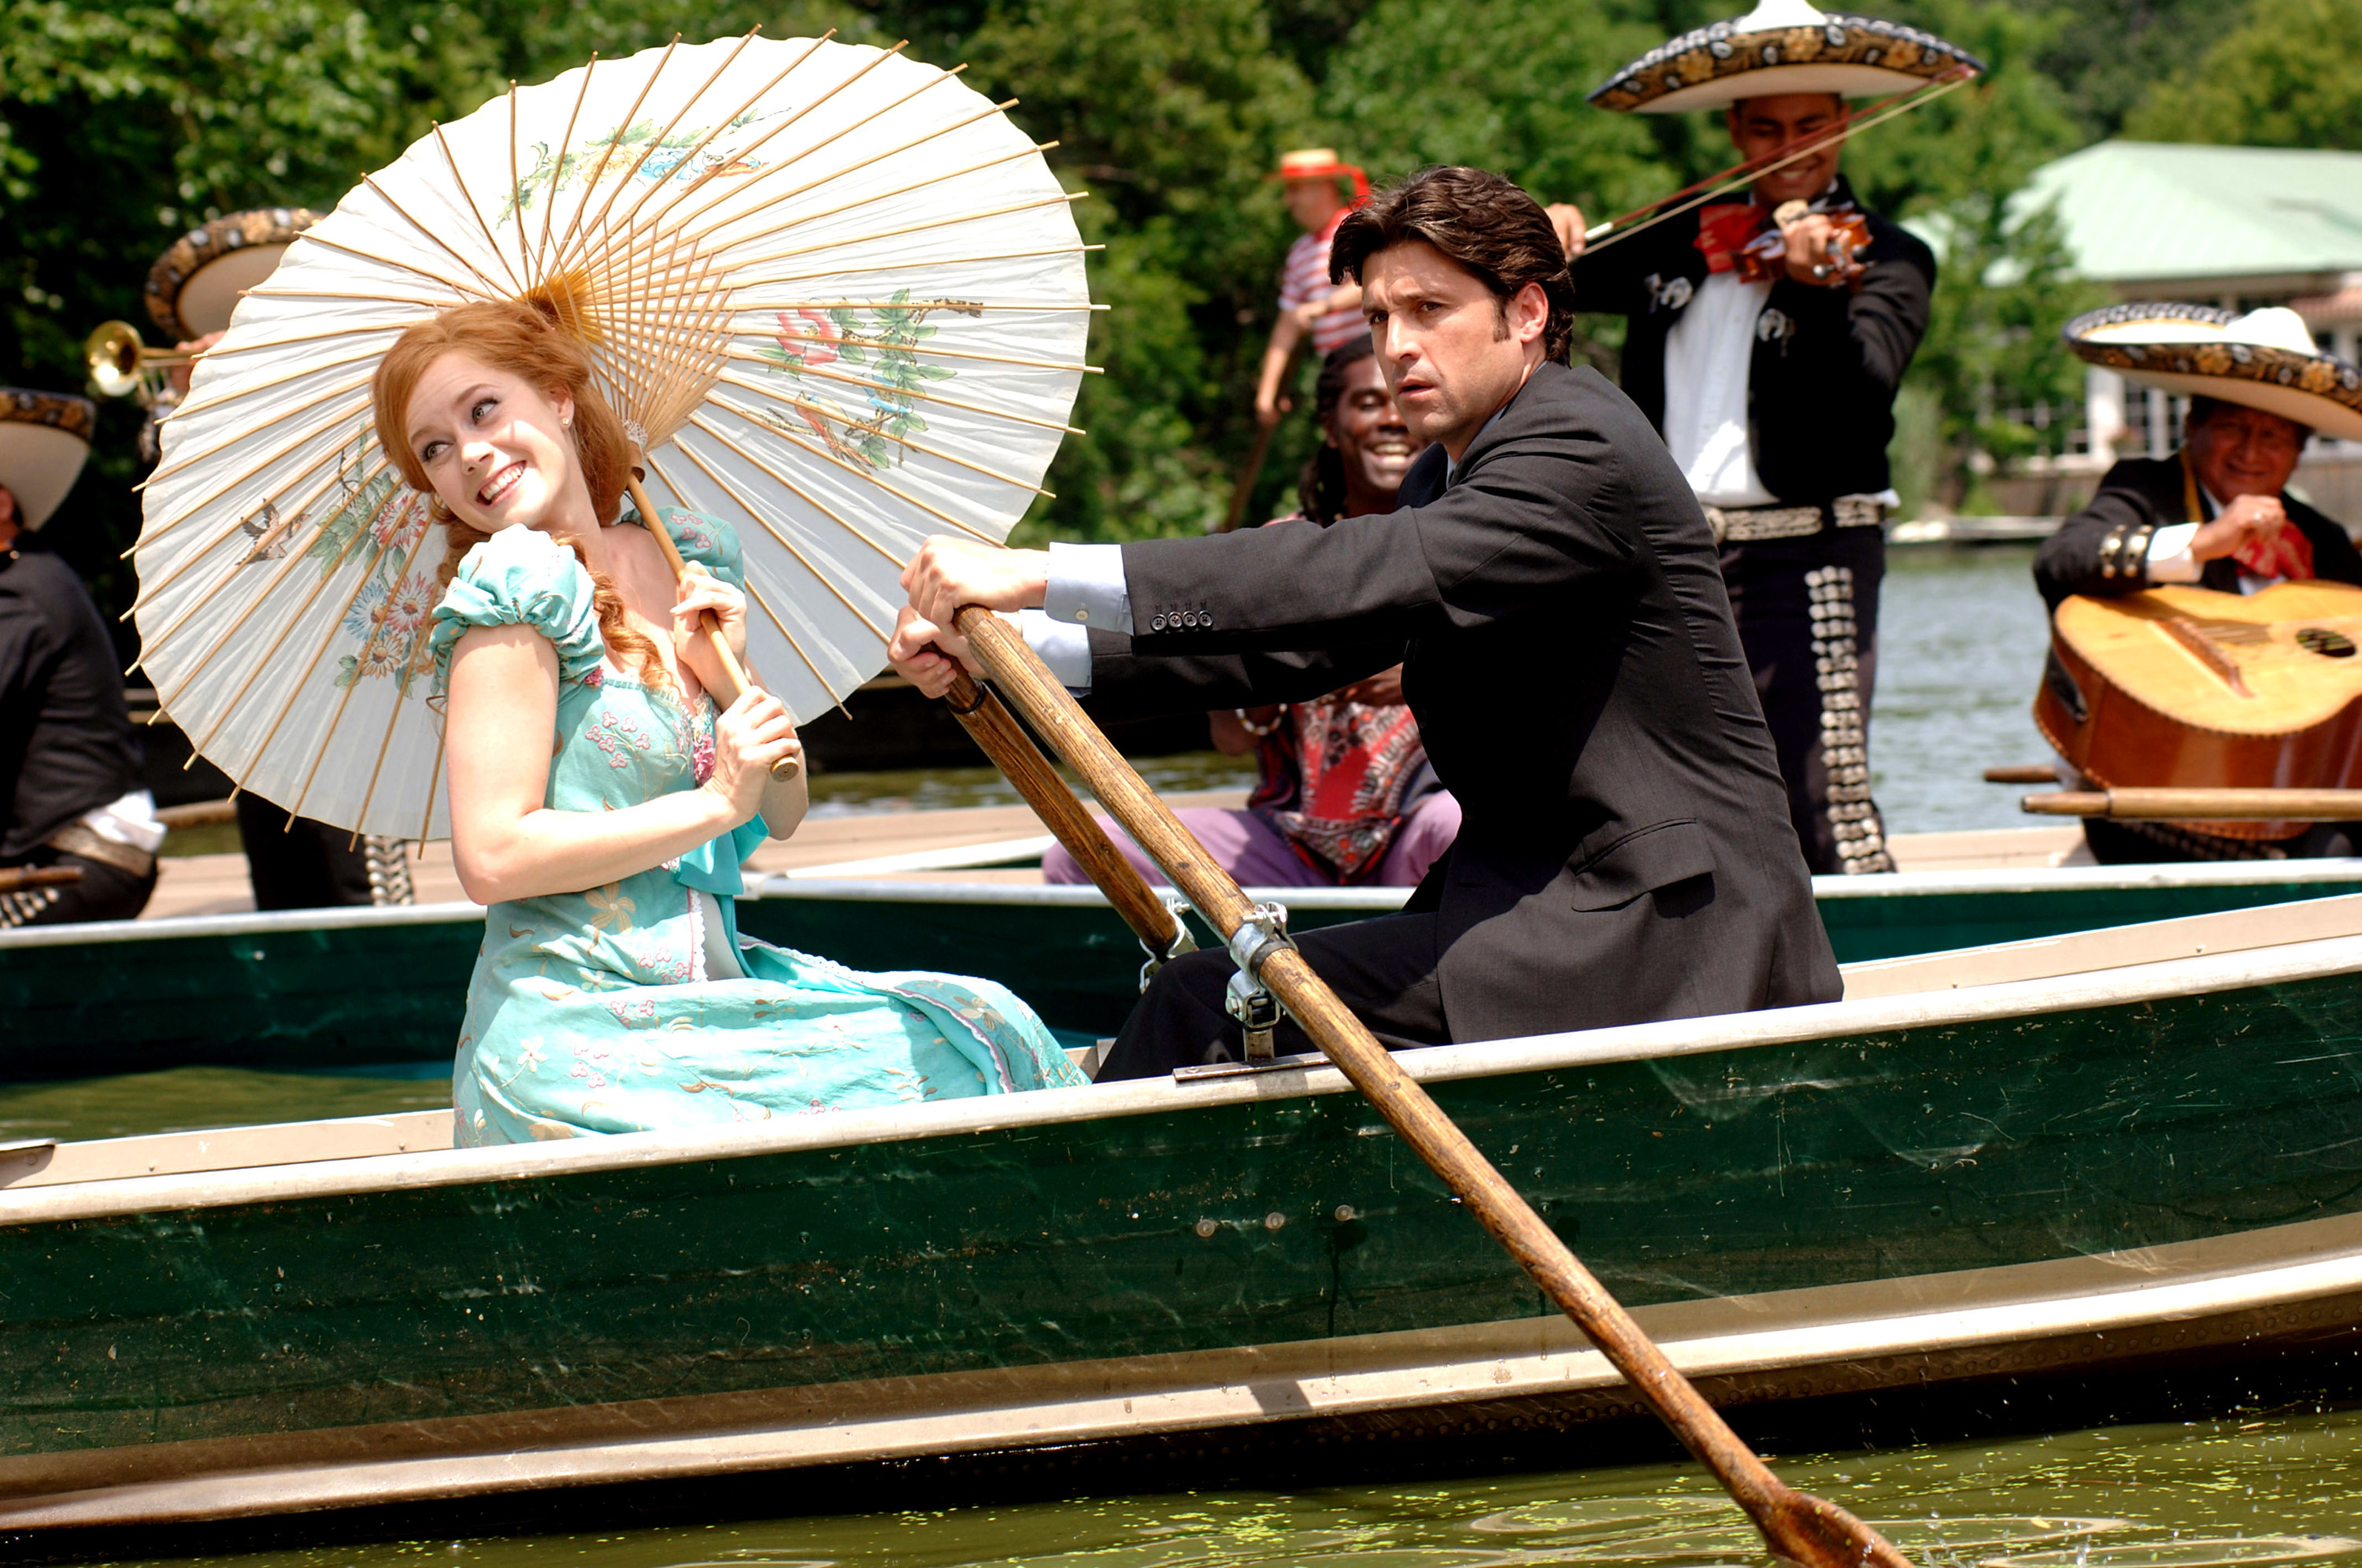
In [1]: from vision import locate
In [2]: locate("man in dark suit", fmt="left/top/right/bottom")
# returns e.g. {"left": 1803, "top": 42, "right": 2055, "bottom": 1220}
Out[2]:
{"left": 890, "top": 166, "right": 1838, "bottom": 1078}
{"left": 1549, "top": 94, "right": 1936, "bottom": 876}
{"left": 2035, "top": 398, "right": 2362, "bottom": 609}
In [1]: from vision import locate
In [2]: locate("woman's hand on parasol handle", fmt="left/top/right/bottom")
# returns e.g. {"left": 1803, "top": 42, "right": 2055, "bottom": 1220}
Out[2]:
{"left": 706, "top": 686, "right": 804, "bottom": 823}
{"left": 626, "top": 472, "right": 798, "bottom": 781}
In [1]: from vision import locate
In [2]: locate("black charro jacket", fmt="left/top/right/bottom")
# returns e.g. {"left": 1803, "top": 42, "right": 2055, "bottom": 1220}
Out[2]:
{"left": 1571, "top": 174, "right": 1934, "bottom": 506}
{"left": 1075, "top": 359, "right": 1839, "bottom": 1044}
{"left": 2034, "top": 454, "right": 2362, "bottom": 612}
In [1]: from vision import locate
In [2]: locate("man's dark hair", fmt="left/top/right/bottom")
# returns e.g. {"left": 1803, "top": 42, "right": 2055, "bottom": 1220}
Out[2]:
{"left": 1329, "top": 166, "right": 1575, "bottom": 362}
{"left": 2188, "top": 394, "right": 2312, "bottom": 444}
{"left": 1297, "top": 336, "right": 1378, "bottom": 524}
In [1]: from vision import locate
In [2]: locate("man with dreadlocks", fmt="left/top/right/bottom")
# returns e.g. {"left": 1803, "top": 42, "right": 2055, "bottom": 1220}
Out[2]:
{"left": 1042, "top": 338, "right": 1456, "bottom": 888}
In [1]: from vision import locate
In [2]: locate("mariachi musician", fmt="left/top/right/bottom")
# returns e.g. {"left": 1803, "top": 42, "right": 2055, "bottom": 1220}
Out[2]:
{"left": 1549, "top": 0, "right": 1980, "bottom": 877}
{"left": 2037, "top": 303, "right": 2362, "bottom": 862}
{"left": 0, "top": 390, "right": 165, "bottom": 926}
{"left": 128, "top": 209, "right": 415, "bottom": 908}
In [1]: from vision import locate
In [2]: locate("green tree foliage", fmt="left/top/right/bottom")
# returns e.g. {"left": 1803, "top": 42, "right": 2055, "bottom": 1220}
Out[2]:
{"left": 6, "top": 0, "right": 2352, "bottom": 640}
{"left": 1994, "top": 0, "right": 2250, "bottom": 141}
{"left": 2122, "top": 0, "right": 2362, "bottom": 148}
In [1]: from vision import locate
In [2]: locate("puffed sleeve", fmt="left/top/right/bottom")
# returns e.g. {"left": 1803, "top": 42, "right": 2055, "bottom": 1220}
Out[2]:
{"left": 655, "top": 508, "right": 744, "bottom": 590}
{"left": 429, "top": 524, "right": 605, "bottom": 691}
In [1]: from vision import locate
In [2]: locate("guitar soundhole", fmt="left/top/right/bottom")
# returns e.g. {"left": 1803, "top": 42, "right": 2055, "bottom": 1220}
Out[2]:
{"left": 2297, "top": 627, "right": 2358, "bottom": 659}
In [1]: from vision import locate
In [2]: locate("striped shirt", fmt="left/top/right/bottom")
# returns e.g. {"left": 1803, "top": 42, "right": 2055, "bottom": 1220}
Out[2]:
{"left": 1279, "top": 210, "right": 1368, "bottom": 354}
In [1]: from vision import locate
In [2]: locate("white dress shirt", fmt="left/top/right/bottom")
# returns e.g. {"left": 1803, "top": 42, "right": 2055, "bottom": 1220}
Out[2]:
{"left": 1661, "top": 271, "right": 1776, "bottom": 508}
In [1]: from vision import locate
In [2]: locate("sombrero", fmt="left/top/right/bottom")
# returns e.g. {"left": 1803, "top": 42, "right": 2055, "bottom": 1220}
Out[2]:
{"left": 143, "top": 207, "right": 319, "bottom": 342}
{"left": 1269, "top": 148, "right": 1371, "bottom": 201}
{"left": 1590, "top": 0, "right": 1983, "bottom": 114}
{"left": 0, "top": 390, "right": 96, "bottom": 530}
{"left": 2064, "top": 302, "right": 2362, "bottom": 446}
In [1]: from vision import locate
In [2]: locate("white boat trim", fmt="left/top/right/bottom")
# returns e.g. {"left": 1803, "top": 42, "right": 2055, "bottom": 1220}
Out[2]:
{"left": 6, "top": 918, "right": 2359, "bottom": 1226}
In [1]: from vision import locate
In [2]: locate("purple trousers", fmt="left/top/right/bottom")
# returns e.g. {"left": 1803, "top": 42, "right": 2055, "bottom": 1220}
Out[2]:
{"left": 1042, "top": 792, "right": 1462, "bottom": 889}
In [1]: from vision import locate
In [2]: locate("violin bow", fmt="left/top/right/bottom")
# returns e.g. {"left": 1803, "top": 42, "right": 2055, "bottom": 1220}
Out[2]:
{"left": 1578, "top": 66, "right": 1979, "bottom": 257}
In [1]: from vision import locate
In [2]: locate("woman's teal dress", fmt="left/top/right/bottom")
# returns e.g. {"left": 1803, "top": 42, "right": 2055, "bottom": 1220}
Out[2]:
{"left": 428, "top": 511, "right": 1085, "bottom": 1147}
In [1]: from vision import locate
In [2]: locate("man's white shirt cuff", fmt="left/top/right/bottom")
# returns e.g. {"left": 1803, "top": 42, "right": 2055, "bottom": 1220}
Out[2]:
{"left": 1044, "top": 542, "right": 1133, "bottom": 634}
{"left": 2145, "top": 522, "right": 2203, "bottom": 582}
{"left": 1018, "top": 609, "right": 1094, "bottom": 693}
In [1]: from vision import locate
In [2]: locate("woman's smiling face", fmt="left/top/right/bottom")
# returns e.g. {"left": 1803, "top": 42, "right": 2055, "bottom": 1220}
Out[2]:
{"left": 404, "top": 352, "right": 585, "bottom": 534}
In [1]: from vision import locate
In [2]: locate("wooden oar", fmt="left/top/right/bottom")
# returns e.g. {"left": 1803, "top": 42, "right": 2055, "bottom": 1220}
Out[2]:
{"left": 948, "top": 603, "right": 1912, "bottom": 1568}
{"left": 2024, "top": 788, "right": 2362, "bottom": 820}
{"left": 624, "top": 472, "right": 798, "bottom": 782}
{"left": 1223, "top": 339, "right": 1305, "bottom": 534}
{"left": 941, "top": 668, "right": 1192, "bottom": 967}
{"left": 1983, "top": 764, "right": 2060, "bottom": 785}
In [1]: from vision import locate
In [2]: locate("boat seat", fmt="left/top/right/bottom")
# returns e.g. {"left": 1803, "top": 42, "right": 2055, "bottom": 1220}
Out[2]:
{"left": 1839, "top": 890, "right": 2362, "bottom": 1000}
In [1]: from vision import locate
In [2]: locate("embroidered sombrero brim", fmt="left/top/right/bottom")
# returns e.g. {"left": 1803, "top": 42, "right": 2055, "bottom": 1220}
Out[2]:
{"left": 1590, "top": 0, "right": 1983, "bottom": 113}
{"left": 0, "top": 390, "right": 96, "bottom": 530}
{"left": 143, "top": 207, "right": 319, "bottom": 342}
{"left": 2065, "top": 302, "right": 2362, "bottom": 446}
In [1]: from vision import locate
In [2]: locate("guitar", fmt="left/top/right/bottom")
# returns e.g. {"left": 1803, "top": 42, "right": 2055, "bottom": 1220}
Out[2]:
{"left": 2034, "top": 582, "right": 2362, "bottom": 839}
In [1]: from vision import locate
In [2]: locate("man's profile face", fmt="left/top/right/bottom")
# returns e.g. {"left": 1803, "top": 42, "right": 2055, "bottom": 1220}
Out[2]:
{"left": 2187, "top": 404, "right": 2308, "bottom": 502}
{"left": 1729, "top": 94, "right": 1848, "bottom": 205}
{"left": 1285, "top": 177, "right": 1345, "bottom": 234}
{"left": 1360, "top": 239, "right": 1546, "bottom": 455}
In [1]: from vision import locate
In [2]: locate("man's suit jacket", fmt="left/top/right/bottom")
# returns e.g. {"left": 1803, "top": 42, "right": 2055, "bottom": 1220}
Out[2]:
{"left": 1569, "top": 174, "right": 1934, "bottom": 505}
{"left": 2034, "top": 454, "right": 2362, "bottom": 612}
{"left": 1080, "top": 358, "right": 1839, "bottom": 1042}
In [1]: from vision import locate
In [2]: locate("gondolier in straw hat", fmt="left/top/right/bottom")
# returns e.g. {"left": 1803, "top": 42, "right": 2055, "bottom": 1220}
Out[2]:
{"left": 891, "top": 165, "right": 1838, "bottom": 1078}
{"left": 0, "top": 390, "right": 165, "bottom": 926}
{"left": 1546, "top": 0, "right": 1982, "bottom": 878}
{"left": 2034, "top": 303, "right": 2362, "bottom": 863}
{"left": 1253, "top": 148, "right": 1375, "bottom": 428}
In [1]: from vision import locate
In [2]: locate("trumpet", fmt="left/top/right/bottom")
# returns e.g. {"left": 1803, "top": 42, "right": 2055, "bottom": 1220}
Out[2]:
{"left": 84, "top": 320, "right": 196, "bottom": 401}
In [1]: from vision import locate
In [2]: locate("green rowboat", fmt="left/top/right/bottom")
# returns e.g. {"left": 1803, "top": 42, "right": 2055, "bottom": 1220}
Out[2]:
{"left": 4, "top": 856, "right": 2360, "bottom": 1084}
{"left": 4, "top": 894, "right": 2362, "bottom": 1529}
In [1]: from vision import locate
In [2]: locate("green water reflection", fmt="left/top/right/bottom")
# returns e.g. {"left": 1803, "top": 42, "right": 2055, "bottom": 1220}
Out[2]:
{"left": 0, "top": 1064, "right": 447, "bottom": 1142}
{"left": 59, "top": 1405, "right": 2362, "bottom": 1568}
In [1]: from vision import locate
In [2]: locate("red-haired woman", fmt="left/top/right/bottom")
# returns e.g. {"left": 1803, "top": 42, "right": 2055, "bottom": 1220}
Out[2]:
{"left": 378, "top": 301, "right": 1082, "bottom": 1145}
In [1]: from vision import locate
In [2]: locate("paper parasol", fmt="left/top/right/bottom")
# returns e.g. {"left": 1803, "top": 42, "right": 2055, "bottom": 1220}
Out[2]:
{"left": 131, "top": 32, "right": 1094, "bottom": 840}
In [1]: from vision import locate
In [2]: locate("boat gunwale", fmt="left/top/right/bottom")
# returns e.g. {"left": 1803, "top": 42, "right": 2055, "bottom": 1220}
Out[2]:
{"left": 10, "top": 1204, "right": 2362, "bottom": 1529}
{"left": 7, "top": 852, "right": 2362, "bottom": 951}
{"left": 7, "top": 928, "right": 2360, "bottom": 1228}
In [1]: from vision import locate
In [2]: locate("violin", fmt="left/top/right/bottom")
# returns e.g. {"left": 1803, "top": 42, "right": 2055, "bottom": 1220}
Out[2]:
{"left": 1773, "top": 199, "right": 1871, "bottom": 283}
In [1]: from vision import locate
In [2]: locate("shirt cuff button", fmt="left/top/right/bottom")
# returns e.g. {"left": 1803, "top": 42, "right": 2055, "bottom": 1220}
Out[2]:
{"left": 1150, "top": 613, "right": 1168, "bottom": 631}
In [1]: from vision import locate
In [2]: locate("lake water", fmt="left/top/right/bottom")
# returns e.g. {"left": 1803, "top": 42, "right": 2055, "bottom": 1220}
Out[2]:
{"left": 40, "top": 1397, "right": 2362, "bottom": 1567}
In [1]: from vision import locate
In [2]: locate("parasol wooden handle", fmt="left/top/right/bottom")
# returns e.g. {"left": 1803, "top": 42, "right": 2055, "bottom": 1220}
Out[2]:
{"left": 2023, "top": 788, "right": 2362, "bottom": 820}
{"left": 949, "top": 602, "right": 1911, "bottom": 1568}
{"left": 941, "top": 670, "right": 1189, "bottom": 966}
{"left": 624, "top": 475, "right": 799, "bottom": 782}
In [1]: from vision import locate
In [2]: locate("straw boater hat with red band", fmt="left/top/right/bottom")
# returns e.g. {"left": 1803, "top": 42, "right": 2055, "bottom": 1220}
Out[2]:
{"left": 143, "top": 206, "right": 319, "bottom": 343}
{"left": 1590, "top": 0, "right": 1983, "bottom": 113}
{"left": 1269, "top": 147, "right": 1370, "bottom": 203}
{"left": 0, "top": 390, "right": 95, "bottom": 531}
{"left": 2064, "top": 302, "right": 2362, "bottom": 446}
